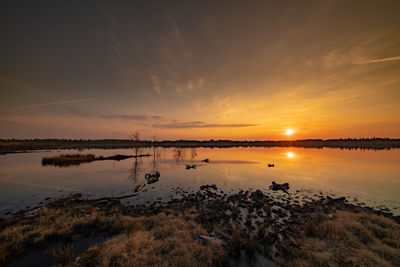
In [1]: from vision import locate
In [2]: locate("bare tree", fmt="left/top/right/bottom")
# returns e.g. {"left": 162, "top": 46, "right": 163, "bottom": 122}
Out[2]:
{"left": 130, "top": 131, "right": 140, "bottom": 156}
{"left": 151, "top": 134, "right": 157, "bottom": 143}
{"left": 130, "top": 131, "right": 140, "bottom": 141}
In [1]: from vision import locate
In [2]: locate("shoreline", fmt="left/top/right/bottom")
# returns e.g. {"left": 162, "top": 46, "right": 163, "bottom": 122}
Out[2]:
{"left": 1, "top": 138, "right": 400, "bottom": 155}
{"left": 1, "top": 186, "right": 399, "bottom": 266}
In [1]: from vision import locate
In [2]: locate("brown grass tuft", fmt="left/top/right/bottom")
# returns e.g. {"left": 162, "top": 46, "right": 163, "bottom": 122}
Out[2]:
{"left": 283, "top": 210, "right": 400, "bottom": 266}
{"left": 79, "top": 212, "right": 225, "bottom": 267}
{"left": 52, "top": 243, "right": 75, "bottom": 266}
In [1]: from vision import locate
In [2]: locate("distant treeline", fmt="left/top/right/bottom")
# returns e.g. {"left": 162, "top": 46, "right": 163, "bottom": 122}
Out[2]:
{"left": 1, "top": 138, "right": 400, "bottom": 154}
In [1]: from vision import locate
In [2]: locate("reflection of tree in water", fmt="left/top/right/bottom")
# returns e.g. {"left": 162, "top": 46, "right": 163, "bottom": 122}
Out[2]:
{"left": 150, "top": 146, "right": 161, "bottom": 173}
{"left": 173, "top": 148, "right": 186, "bottom": 162}
{"left": 191, "top": 148, "right": 197, "bottom": 160}
{"left": 163, "top": 147, "right": 166, "bottom": 162}
{"left": 151, "top": 135, "right": 159, "bottom": 172}
{"left": 128, "top": 131, "right": 142, "bottom": 183}
{"left": 128, "top": 133, "right": 163, "bottom": 183}
{"left": 128, "top": 147, "right": 142, "bottom": 183}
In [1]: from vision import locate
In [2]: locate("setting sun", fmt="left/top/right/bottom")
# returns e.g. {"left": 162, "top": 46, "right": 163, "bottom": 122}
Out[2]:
{"left": 285, "top": 129, "right": 294, "bottom": 135}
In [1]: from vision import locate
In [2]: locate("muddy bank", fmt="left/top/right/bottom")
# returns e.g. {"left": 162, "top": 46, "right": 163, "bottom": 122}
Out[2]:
{"left": 1, "top": 187, "right": 399, "bottom": 267}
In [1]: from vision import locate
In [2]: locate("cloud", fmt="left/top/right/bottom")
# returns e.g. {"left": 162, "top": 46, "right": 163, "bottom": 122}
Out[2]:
{"left": 152, "top": 121, "right": 258, "bottom": 129}
{"left": 322, "top": 47, "right": 400, "bottom": 68}
{"left": 4, "top": 97, "right": 103, "bottom": 111}
{"left": 150, "top": 75, "right": 161, "bottom": 93}
{"left": 57, "top": 108, "right": 166, "bottom": 122}
{"left": 63, "top": 109, "right": 256, "bottom": 129}
{"left": 357, "top": 56, "right": 400, "bottom": 64}
{"left": 164, "top": 14, "right": 191, "bottom": 61}
{"left": 100, "top": 114, "right": 165, "bottom": 122}
{"left": 169, "top": 77, "right": 205, "bottom": 93}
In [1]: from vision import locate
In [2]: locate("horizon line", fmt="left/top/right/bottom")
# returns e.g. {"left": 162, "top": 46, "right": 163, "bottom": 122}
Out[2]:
{"left": 1, "top": 137, "right": 399, "bottom": 142}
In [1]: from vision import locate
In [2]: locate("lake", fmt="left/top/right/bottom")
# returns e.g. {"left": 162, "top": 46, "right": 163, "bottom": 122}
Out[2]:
{"left": 0, "top": 147, "right": 399, "bottom": 217}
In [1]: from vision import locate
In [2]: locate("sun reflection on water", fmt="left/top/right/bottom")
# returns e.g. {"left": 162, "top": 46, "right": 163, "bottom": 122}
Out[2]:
{"left": 286, "top": 152, "right": 295, "bottom": 158}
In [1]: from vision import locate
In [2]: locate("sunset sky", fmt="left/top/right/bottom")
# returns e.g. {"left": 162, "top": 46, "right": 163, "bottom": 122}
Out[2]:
{"left": 1, "top": 1, "right": 399, "bottom": 140}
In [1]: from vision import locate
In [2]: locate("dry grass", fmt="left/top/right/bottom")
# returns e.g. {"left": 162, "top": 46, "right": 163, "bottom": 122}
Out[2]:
{"left": 78, "top": 212, "right": 225, "bottom": 267}
{"left": 283, "top": 210, "right": 400, "bottom": 266}
{"left": 3, "top": 193, "right": 399, "bottom": 267}
{"left": 52, "top": 243, "right": 75, "bottom": 266}
{"left": 0, "top": 196, "right": 226, "bottom": 267}
{"left": 0, "top": 199, "right": 123, "bottom": 265}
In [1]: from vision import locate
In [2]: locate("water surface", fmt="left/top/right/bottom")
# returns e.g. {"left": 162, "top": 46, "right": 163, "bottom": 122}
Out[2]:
{"left": 0, "top": 147, "right": 399, "bottom": 217}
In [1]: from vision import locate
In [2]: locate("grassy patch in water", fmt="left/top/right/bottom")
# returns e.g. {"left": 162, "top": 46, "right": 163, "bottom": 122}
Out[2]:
{"left": 42, "top": 154, "right": 97, "bottom": 167}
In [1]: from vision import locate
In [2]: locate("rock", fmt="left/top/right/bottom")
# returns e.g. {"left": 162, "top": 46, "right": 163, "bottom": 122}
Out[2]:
{"left": 267, "top": 164, "right": 275, "bottom": 167}
{"left": 334, "top": 196, "right": 346, "bottom": 202}
{"left": 202, "top": 159, "right": 210, "bottom": 162}
{"left": 250, "top": 189, "right": 265, "bottom": 199}
{"left": 145, "top": 172, "right": 160, "bottom": 184}
{"left": 321, "top": 198, "right": 330, "bottom": 206}
{"left": 200, "top": 184, "right": 218, "bottom": 190}
{"left": 199, "top": 235, "right": 226, "bottom": 245}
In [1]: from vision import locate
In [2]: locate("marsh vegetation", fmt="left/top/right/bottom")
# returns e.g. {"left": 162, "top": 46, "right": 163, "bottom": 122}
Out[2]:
{"left": 41, "top": 153, "right": 150, "bottom": 167}
{"left": 1, "top": 186, "right": 399, "bottom": 267}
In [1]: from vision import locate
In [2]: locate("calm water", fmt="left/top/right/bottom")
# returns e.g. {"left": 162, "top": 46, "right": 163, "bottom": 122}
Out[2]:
{"left": 0, "top": 147, "right": 399, "bottom": 217}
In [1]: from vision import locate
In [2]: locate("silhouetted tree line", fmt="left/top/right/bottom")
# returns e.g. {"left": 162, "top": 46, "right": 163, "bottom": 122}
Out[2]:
{"left": 1, "top": 138, "right": 400, "bottom": 154}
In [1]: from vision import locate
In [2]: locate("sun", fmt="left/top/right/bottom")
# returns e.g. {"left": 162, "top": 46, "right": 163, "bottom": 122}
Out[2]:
{"left": 285, "top": 129, "right": 294, "bottom": 135}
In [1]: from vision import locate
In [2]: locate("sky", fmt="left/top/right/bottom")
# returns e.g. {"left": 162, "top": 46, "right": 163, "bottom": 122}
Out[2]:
{"left": 1, "top": 0, "right": 400, "bottom": 140}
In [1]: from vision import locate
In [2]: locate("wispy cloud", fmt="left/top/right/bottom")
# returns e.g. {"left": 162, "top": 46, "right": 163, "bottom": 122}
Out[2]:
{"left": 6, "top": 97, "right": 103, "bottom": 110}
{"left": 100, "top": 114, "right": 165, "bottom": 122}
{"left": 55, "top": 108, "right": 166, "bottom": 123}
{"left": 357, "top": 56, "right": 400, "bottom": 64}
{"left": 153, "top": 121, "right": 258, "bottom": 129}
{"left": 54, "top": 108, "right": 257, "bottom": 129}
{"left": 150, "top": 75, "right": 161, "bottom": 94}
